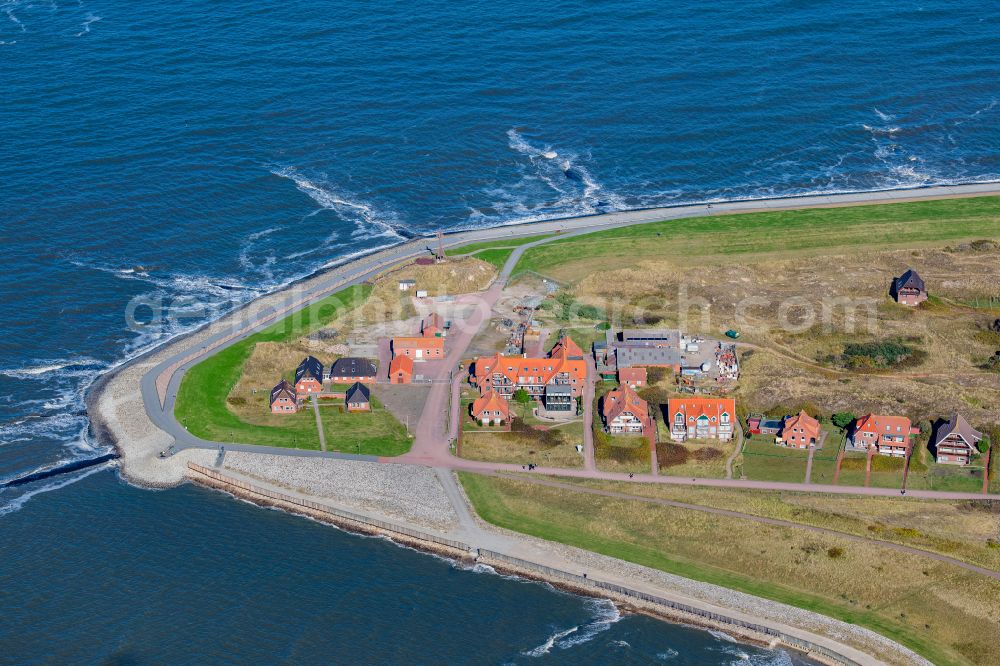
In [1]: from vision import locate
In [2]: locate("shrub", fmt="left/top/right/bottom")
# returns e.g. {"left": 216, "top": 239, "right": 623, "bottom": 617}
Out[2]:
{"left": 513, "top": 388, "right": 531, "bottom": 405}
{"left": 840, "top": 339, "right": 926, "bottom": 370}
{"left": 832, "top": 412, "right": 856, "bottom": 429}
{"left": 827, "top": 547, "right": 845, "bottom": 559}
{"left": 977, "top": 435, "right": 991, "bottom": 454}
{"left": 645, "top": 367, "right": 672, "bottom": 384}
{"left": 658, "top": 442, "right": 690, "bottom": 468}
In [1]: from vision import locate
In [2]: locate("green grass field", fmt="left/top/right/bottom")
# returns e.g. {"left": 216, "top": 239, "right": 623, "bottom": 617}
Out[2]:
{"left": 741, "top": 438, "right": 812, "bottom": 483}
{"left": 514, "top": 195, "right": 1000, "bottom": 277}
{"left": 446, "top": 233, "right": 555, "bottom": 256}
{"left": 465, "top": 247, "right": 514, "bottom": 269}
{"left": 174, "top": 284, "right": 410, "bottom": 456}
{"left": 459, "top": 472, "right": 998, "bottom": 666}
{"left": 317, "top": 397, "right": 412, "bottom": 456}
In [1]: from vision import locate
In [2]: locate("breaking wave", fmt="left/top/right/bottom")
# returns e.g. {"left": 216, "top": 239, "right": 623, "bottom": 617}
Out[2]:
{"left": 270, "top": 165, "right": 407, "bottom": 242}
{"left": 463, "top": 129, "right": 627, "bottom": 229}
{"left": 0, "top": 461, "right": 112, "bottom": 517}
{"left": 522, "top": 598, "right": 621, "bottom": 656}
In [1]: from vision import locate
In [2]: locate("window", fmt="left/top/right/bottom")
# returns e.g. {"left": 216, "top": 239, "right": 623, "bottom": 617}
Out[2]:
{"left": 721, "top": 413, "right": 730, "bottom": 424}
{"left": 674, "top": 413, "right": 684, "bottom": 425}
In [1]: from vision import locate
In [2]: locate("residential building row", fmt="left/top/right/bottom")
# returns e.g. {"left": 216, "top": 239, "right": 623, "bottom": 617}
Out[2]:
{"left": 268, "top": 355, "right": 376, "bottom": 415}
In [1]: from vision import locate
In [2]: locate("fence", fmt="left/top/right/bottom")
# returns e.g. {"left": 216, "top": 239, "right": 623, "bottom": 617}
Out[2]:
{"left": 478, "top": 549, "right": 863, "bottom": 666}
{"left": 187, "top": 463, "right": 471, "bottom": 553}
{"left": 189, "top": 463, "right": 863, "bottom": 666}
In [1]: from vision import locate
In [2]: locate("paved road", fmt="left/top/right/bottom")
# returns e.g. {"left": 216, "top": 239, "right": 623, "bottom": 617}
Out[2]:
{"left": 804, "top": 446, "right": 815, "bottom": 484}
{"left": 135, "top": 181, "right": 1000, "bottom": 501}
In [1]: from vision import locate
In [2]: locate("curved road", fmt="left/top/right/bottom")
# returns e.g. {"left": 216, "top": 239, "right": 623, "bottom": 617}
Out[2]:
{"left": 137, "top": 181, "right": 1000, "bottom": 501}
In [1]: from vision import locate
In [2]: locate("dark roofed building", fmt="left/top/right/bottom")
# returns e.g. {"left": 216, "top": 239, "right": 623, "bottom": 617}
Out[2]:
{"left": 269, "top": 379, "right": 298, "bottom": 414}
{"left": 345, "top": 382, "right": 371, "bottom": 412}
{"left": 294, "top": 356, "right": 325, "bottom": 394}
{"left": 932, "top": 413, "right": 984, "bottom": 465}
{"left": 329, "top": 357, "right": 377, "bottom": 383}
{"left": 893, "top": 268, "right": 927, "bottom": 306}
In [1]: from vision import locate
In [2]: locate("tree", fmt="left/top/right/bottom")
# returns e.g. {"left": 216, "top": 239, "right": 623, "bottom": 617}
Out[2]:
{"left": 831, "top": 412, "right": 856, "bottom": 429}
{"left": 513, "top": 388, "right": 531, "bottom": 405}
{"left": 977, "top": 435, "right": 991, "bottom": 455}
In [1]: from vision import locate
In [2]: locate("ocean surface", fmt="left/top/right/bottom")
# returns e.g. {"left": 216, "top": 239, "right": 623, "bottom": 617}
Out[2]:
{"left": 0, "top": 0, "right": 997, "bottom": 662}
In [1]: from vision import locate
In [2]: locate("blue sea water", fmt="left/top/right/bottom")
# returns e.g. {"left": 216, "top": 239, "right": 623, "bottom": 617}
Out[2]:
{"left": 0, "top": 0, "right": 997, "bottom": 662}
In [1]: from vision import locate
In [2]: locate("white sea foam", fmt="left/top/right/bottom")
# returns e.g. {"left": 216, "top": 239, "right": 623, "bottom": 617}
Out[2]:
{"left": 74, "top": 12, "right": 98, "bottom": 36}
{"left": 656, "top": 647, "right": 679, "bottom": 660}
{"left": 270, "top": 165, "right": 405, "bottom": 242}
{"left": 709, "top": 629, "right": 738, "bottom": 643}
{"left": 523, "top": 625, "right": 580, "bottom": 657}
{"left": 4, "top": 7, "right": 25, "bottom": 32}
{"left": 470, "top": 128, "right": 627, "bottom": 229}
{"left": 873, "top": 107, "right": 896, "bottom": 121}
{"left": 522, "top": 598, "right": 621, "bottom": 656}
{"left": 862, "top": 123, "right": 901, "bottom": 135}
{"left": 0, "top": 461, "right": 112, "bottom": 517}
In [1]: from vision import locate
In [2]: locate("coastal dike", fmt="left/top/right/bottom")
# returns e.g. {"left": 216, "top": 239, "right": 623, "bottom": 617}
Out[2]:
{"left": 185, "top": 461, "right": 920, "bottom": 666}
{"left": 87, "top": 182, "right": 1000, "bottom": 666}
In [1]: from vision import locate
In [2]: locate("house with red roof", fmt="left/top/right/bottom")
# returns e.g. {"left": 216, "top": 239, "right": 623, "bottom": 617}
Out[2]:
{"left": 471, "top": 336, "right": 588, "bottom": 399}
{"left": 421, "top": 312, "right": 445, "bottom": 338}
{"left": 777, "top": 410, "right": 821, "bottom": 449}
{"left": 471, "top": 389, "right": 510, "bottom": 425}
{"left": 602, "top": 384, "right": 650, "bottom": 435}
{"left": 618, "top": 366, "right": 647, "bottom": 389}
{"left": 269, "top": 379, "right": 298, "bottom": 414}
{"left": 667, "top": 396, "right": 736, "bottom": 442}
{"left": 850, "top": 413, "right": 919, "bottom": 457}
{"left": 389, "top": 355, "right": 414, "bottom": 384}
{"left": 392, "top": 336, "right": 445, "bottom": 360}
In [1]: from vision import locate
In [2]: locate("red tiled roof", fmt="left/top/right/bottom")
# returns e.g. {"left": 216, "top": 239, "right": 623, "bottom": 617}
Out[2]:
{"left": 393, "top": 336, "right": 445, "bottom": 349}
{"left": 667, "top": 397, "right": 736, "bottom": 421}
{"left": 783, "top": 410, "right": 820, "bottom": 440}
{"left": 389, "top": 355, "right": 413, "bottom": 374}
{"left": 602, "top": 384, "right": 648, "bottom": 424}
{"left": 472, "top": 390, "right": 509, "bottom": 419}
{"left": 855, "top": 413, "right": 912, "bottom": 437}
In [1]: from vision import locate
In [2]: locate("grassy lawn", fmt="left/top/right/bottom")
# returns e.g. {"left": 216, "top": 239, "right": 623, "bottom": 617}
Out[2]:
{"left": 459, "top": 472, "right": 1000, "bottom": 666}
{"left": 835, "top": 451, "right": 911, "bottom": 489}
{"left": 548, "top": 476, "right": 1000, "bottom": 572}
{"left": 460, "top": 424, "right": 584, "bottom": 468}
{"left": 317, "top": 396, "right": 412, "bottom": 457}
{"left": 593, "top": 381, "right": 651, "bottom": 473}
{"left": 466, "top": 247, "right": 513, "bottom": 270}
{"left": 907, "top": 462, "right": 986, "bottom": 493}
{"left": 446, "top": 233, "right": 555, "bottom": 256}
{"left": 514, "top": 195, "right": 1000, "bottom": 279}
{"left": 657, "top": 438, "right": 734, "bottom": 478}
{"left": 174, "top": 285, "right": 411, "bottom": 456}
{"left": 741, "top": 438, "right": 811, "bottom": 483}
